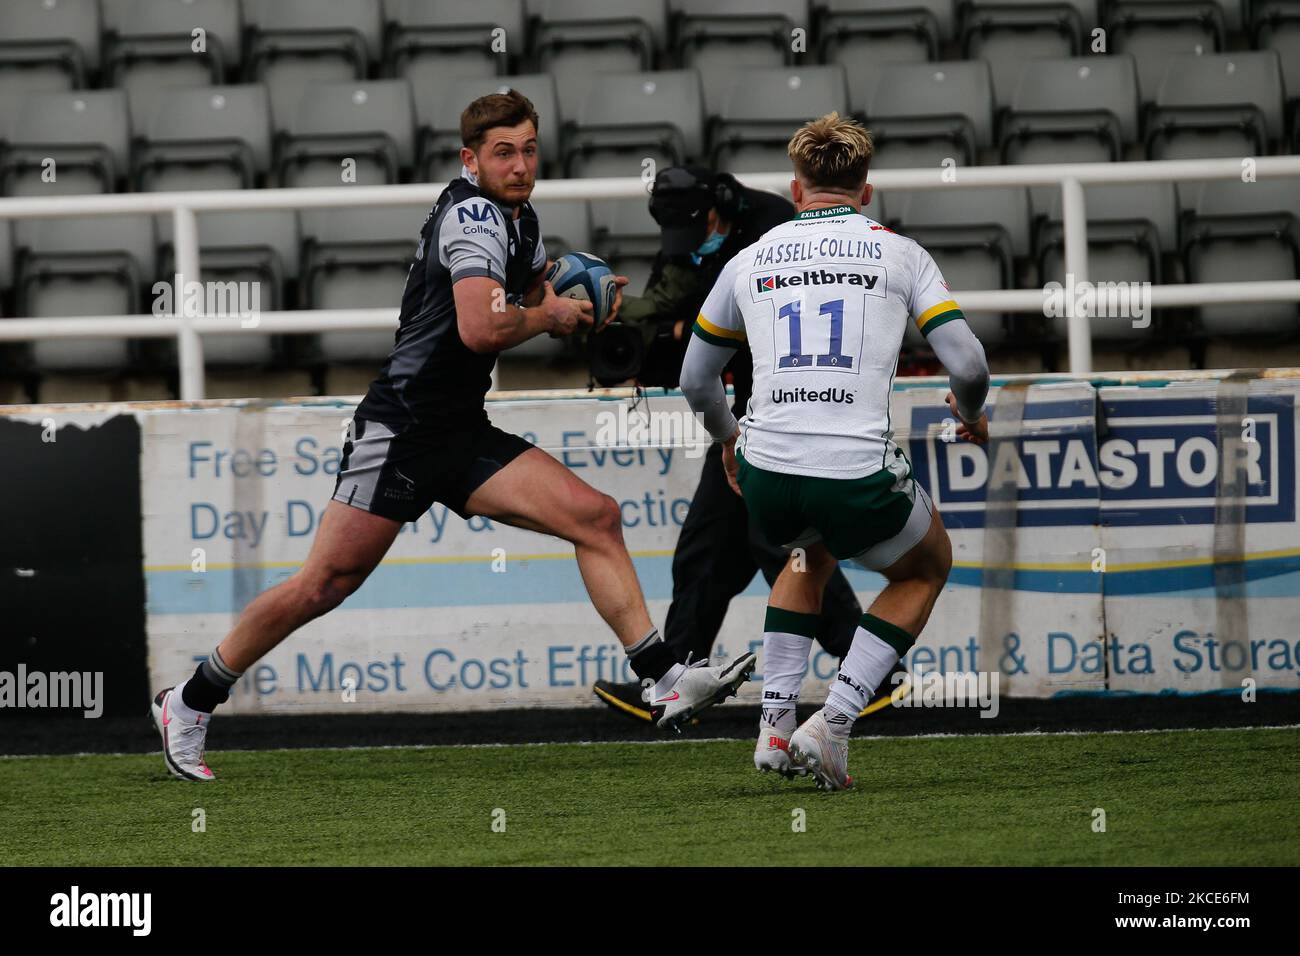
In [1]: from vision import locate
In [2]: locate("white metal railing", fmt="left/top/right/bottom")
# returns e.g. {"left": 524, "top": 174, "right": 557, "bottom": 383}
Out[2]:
{"left": 0, "top": 156, "right": 1298, "bottom": 399}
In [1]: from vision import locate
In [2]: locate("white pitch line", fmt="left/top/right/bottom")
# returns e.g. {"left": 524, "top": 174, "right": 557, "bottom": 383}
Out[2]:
{"left": 0, "top": 722, "right": 1297, "bottom": 760}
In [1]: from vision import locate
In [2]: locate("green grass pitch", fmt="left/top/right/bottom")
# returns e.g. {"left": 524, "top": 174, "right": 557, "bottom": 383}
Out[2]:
{"left": 2, "top": 727, "right": 1296, "bottom": 866}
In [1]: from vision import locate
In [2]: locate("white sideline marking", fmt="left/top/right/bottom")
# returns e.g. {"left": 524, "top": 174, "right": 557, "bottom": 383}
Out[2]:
{"left": 1, "top": 722, "right": 1297, "bottom": 760}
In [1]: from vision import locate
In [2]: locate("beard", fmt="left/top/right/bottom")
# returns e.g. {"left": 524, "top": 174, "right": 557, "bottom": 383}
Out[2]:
{"left": 478, "top": 172, "right": 534, "bottom": 209}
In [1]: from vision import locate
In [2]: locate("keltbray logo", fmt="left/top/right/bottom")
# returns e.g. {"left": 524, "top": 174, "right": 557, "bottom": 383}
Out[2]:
{"left": 755, "top": 269, "right": 879, "bottom": 293}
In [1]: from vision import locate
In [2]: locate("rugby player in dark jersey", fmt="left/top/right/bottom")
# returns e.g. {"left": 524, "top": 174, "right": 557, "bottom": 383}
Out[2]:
{"left": 151, "top": 91, "right": 756, "bottom": 781}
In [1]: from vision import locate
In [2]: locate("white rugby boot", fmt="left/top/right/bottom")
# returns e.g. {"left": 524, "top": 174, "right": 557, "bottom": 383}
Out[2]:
{"left": 754, "top": 723, "right": 808, "bottom": 778}
{"left": 151, "top": 687, "right": 216, "bottom": 782}
{"left": 788, "top": 709, "right": 853, "bottom": 791}
{"left": 643, "top": 652, "right": 757, "bottom": 732}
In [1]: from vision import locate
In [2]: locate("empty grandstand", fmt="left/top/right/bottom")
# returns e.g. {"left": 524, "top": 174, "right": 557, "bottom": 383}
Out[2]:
{"left": 0, "top": 0, "right": 1296, "bottom": 399}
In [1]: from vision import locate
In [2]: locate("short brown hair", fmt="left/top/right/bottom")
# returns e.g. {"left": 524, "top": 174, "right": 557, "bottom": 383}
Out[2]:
{"left": 460, "top": 89, "right": 540, "bottom": 150}
{"left": 787, "top": 111, "right": 873, "bottom": 192}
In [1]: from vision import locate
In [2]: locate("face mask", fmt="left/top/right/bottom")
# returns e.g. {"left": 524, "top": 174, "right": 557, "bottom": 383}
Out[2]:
{"left": 690, "top": 228, "right": 726, "bottom": 264}
{"left": 696, "top": 229, "right": 726, "bottom": 256}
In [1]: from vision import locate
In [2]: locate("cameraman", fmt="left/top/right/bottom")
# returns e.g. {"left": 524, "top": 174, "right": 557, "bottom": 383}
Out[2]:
{"left": 591, "top": 167, "right": 907, "bottom": 721}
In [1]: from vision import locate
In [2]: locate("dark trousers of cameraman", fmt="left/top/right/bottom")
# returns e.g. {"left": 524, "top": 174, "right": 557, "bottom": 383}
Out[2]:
{"left": 662, "top": 442, "right": 862, "bottom": 665}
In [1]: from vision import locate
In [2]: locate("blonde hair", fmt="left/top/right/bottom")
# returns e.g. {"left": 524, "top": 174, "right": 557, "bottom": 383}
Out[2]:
{"left": 787, "top": 111, "right": 873, "bottom": 192}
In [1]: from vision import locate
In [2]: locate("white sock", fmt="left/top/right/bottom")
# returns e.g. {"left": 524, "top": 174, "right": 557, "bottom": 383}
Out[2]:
{"left": 760, "top": 608, "right": 818, "bottom": 736}
{"left": 761, "top": 633, "right": 812, "bottom": 736}
{"left": 824, "top": 617, "right": 908, "bottom": 737}
{"left": 169, "top": 684, "right": 206, "bottom": 720}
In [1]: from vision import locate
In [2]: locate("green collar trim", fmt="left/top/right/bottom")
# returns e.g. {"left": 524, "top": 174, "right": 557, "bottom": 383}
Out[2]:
{"left": 795, "top": 204, "right": 858, "bottom": 220}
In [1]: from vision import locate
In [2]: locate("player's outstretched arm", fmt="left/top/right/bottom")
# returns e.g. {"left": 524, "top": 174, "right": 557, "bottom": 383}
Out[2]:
{"left": 454, "top": 276, "right": 592, "bottom": 353}
{"left": 680, "top": 332, "right": 739, "bottom": 443}
{"left": 927, "top": 319, "right": 991, "bottom": 444}
{"left": 681, "top": 331, "right": 747, "bottom": 493}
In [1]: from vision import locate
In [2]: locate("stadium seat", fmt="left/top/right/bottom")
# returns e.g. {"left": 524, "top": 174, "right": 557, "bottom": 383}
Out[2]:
{"left": 672, "top": 0, "right": 810, "bottom": 106}
{"left": 132, "top": 85, "right": 273, "bottom": 192}
{"left": 530, "top": 199, "right": 593, "bottom": 257}
{"left": 708, "top": 65, "right": 848, "bottom": 173}
{"left": 564, "top": 70, "right": 704, "bottom": 178}
{"left": 244, "top": 0, "right": 383, "bottom": 124}
{"left": 865, "top": 60, "right": 995, "bottom": 168}
{"left": 133, "top": 82, "right": 282, "bottom": 366}
{"left": 416, "top": 74, "right": 560, "bottom": 180}
{"left": 0, "top": 90, "right": 131, "bottom": 197}
{"left": 1036, "top": 181, "right": 1180, "bottom": 259}
{"left": 101, "top": 0, "right": 241, "bottom": 124}
{"left": 566, "top": 70, "right": 700, "bottom": 280}
{"left": 886, "top": 187, "right": 1032, "bottom": 347}
{"left": 959, "top": 0, "right": 1099, "bottom": 105}
{"left": 0, "top": 0, "right": 101, "bottom": 93}
{"left": 1002, "top": 55, "right": 1140, "bottom": 166}
{"left": 299, "top": 206, "right": 423, "bottom": 363}
{"left": 1181, "top": 178, "right": 1300, "bottom": 336}
{"left": 1107, "top": 0, "right": 1236, "bottom": 100}
{"left": 591, "top": 196, "right": 660, "bottom": 293}
{"left": 385, "top": 0, "right": 522, "bottom": 110}
{"left": 1250, "top": 1, "right": 1300, "bottom": 143}
{"left": 155, "top": 210, "right": 300, "bottom": 364}
{"left": 0, "top": 94, "right": 18, "bottom": 298}
{"left": 12, "top": 214, "right": 156, "bottom": 371}
{"left": 1146, "top": 51, "right": 1286, "bottom": 160}
{"left": 274, "top": 80, "right": 416, "bottom": 188}
{"left": 532, "top": 0, "right": 667, "bottom": 111}
{"left": 821, "top": 0, "right": 950, "bottom": 116}
{"left": 1035, "top": 183, "right": 1178, "bottom": 342}
{"left": 0, "top": 88, "right": 22, "bottom": 136}
{"left": 887, "top": 187, "right": 1034, "bottom": 259}
{"left": 0, "top": 220, "right": 14, "bottom": 301}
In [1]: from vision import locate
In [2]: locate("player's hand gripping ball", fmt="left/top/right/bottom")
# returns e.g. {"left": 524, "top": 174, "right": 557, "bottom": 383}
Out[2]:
{"left": 545, "top": 253, "right": 618, "bottom": 329}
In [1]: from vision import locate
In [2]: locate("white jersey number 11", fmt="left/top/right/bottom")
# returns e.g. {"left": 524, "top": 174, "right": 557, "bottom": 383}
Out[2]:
{"left": 775, "top": 297, "right": 858, "bottom": 371}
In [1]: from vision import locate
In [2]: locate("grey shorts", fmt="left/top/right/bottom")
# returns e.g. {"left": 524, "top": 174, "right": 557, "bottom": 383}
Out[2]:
{"left": 332, "top": 418, "right": 534, "bottom": 522}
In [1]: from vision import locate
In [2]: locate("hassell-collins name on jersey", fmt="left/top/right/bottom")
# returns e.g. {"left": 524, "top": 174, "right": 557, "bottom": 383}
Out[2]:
{"left": 772, "top": 387, "right": 855, "bottom": 404}
{"left": 753, "top": 237, "right": 883, "bottom": 265}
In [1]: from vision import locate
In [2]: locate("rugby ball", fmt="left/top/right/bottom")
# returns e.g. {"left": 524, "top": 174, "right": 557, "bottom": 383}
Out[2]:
{"left": 546, "top": 252, "right": 617, "bottom": 327}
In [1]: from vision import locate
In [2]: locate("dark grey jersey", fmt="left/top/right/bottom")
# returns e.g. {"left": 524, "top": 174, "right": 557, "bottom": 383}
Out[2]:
{"left": 356, "top": 173, "right": 547, "bottom": 432}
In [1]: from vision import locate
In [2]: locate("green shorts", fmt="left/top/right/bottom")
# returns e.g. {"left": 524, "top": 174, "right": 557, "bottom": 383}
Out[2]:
{"left": 735, "top": 446, "right": 934, "bottom": 570}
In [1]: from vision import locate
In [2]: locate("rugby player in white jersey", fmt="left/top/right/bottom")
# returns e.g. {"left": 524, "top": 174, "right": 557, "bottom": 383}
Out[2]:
{"left": 679, "top": 112, "right": 990, "bottom": 791}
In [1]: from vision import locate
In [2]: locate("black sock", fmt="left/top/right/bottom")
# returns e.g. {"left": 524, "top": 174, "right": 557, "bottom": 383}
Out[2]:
{"left": 181, "top": 648, "right": 243, "bottom": 713}
{"left": 626, "top": 628, "right": 677, "bottom": 683}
